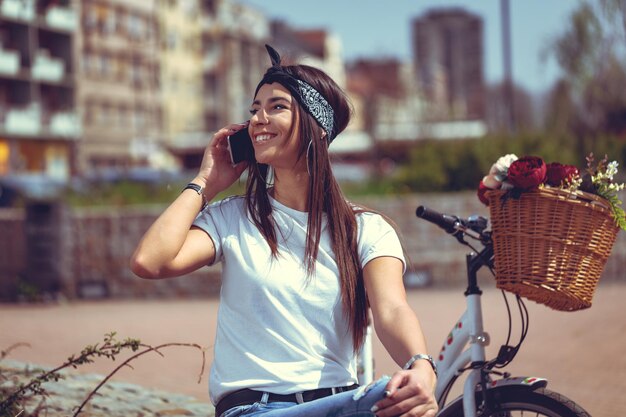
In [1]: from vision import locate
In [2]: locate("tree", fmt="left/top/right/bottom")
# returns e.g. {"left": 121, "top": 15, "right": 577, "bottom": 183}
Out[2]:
{"left": 545, "top": 0, "right": 626, "bottom": 142}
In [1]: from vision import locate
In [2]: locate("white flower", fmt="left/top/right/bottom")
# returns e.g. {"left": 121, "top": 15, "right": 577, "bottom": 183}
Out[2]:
{"left": 606, "top": 161, "right": 619, "bottom": 180}
{"left": 489, "top": 154, "right": 518, "bottom": 181}
{"left": 482, "top": 174, "right": 501, "bottom": 189}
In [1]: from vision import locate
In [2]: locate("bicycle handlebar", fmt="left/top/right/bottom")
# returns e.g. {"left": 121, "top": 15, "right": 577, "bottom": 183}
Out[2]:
{"left": 416, "top": 205, "right": 491, "bottom": 244}
{"left": 415, "top": 205, "right": 462, "bottom": 234}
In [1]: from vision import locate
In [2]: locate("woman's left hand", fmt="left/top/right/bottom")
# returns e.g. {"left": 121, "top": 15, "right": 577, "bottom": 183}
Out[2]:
{"left": 371, "top": 367, "right": 438, "bottom": 417}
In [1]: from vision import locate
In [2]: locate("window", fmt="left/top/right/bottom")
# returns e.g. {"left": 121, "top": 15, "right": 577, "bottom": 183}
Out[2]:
{"left": 92, "top": 102, "right": 102, "bottom": 125}
{"left": 84, "top": 100, "right": 93, "bottom": 124}
{"left": 131, "top": 62, "right": 141, "bottom": 86}
{"left": 126, "top": 13, "right": 145, "bottom": 40}
{"left": 95, "top": 4, "right": 109, "bottom": 36}
{"left": 100, "top": 54, "right": 110, "bottom": 77}
{"left": 134, "top": 108, "right": 145, "bottom": 130}
{"left": 84, "top": 4, "right": 97, "bottom": 30}
{"left": 181, "top": 0, "right": 199, "bottom": 17}
{"left": 105, "top": 7, "right": 116, "bottom": 34}
{"left": 203, "top": 0, "right": 216, "bottom": 15}
{"left": 116, "top": 55, "right": 128, "bottom": 81}
{"left": 80, "top": 53, "right": 89, "bottom": 74}
{"left": 119, "top": 104, "right": 129, "bottom": 127}
{"left": 89, "top": 53, "right": 100, "bottom": 76}
{"left": 101, "top": 103, "right": 110, "bottom": 125}
{"left": 167, "top": 32, "right": 177, "bottom": 49}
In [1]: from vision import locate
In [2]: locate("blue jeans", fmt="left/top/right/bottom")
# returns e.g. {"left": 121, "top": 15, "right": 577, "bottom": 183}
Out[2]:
{"left": 219, "top": 376, "right": 389, "bottom": 417}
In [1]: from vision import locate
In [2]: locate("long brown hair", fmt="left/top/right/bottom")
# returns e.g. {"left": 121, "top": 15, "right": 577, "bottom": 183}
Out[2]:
{"left": 245, "top": 64, "right": 368, "bottom": 352}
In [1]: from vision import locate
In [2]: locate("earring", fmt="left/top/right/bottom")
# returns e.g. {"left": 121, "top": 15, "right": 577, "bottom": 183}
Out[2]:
{"left": 306, "top": 140, "right": 314, "bottom": 176}
{"left": 263, "top": 164, "right": 273, "bottom": 186}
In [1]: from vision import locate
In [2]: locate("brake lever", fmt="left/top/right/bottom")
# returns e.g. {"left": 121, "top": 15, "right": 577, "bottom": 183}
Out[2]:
{"left": 453, "top": 215, "right": 490, "bottom": 244}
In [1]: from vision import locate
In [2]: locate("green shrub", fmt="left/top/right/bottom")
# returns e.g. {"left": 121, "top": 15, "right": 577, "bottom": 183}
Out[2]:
{"left": 386, "top": 132, "right": 624, "bottom": 193}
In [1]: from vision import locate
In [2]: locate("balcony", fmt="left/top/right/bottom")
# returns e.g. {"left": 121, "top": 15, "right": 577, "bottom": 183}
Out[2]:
{"left": 44, "top": 5, "right": 77, "bottom": 32}
{"left": 0, "top": 46, "right": 20, "bottom": 75}
{"left": 32, "top": 50, "right": 65, "bottom": 82}
{"left": 203, "top": 49, "right": 221, "bottom": 71}
{"left": 201, "top": 5, "right": 268, "bottom": 40}
{"left": 1, "top": 0, "right": 35, "bottom": 21}
{"left": 6, "top": 105, "right": 41, "bottom": 136}
{"left": 49, "top": 111, "right": 80, "bottom": 137}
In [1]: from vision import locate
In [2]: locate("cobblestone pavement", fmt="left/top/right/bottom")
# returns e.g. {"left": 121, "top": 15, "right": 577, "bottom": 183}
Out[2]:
{"left": 1, "top": 360, "right": 215, "bottom": 417}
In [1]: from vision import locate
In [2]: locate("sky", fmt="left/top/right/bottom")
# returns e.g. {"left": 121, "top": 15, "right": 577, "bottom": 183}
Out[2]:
{"left": 237, "top": 0, "right": 583, "bottom": 95}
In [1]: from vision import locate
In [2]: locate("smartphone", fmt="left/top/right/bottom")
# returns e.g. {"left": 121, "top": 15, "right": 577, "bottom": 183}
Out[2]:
{"left": 227, "top": 128, "right": 254, "bottom": 165}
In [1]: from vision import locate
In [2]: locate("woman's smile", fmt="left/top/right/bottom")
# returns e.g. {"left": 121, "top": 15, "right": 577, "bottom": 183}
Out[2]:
{"left": 253, "top": 132, "right": 277, "bottom": 144}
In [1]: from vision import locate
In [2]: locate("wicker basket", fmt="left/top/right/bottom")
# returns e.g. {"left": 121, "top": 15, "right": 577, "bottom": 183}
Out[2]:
{"left": 487, "top": 187, "right": 619, "bottom": 311}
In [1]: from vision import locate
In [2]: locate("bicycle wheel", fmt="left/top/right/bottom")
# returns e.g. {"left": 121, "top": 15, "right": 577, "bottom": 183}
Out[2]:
{"left": 437, "top": 386, "right": 590, "bottom": 417}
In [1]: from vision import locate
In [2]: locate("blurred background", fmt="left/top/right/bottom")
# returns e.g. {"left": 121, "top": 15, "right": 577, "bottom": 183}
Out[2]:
{"left": 1, "top": 0, "right": 625, "bottom": 300}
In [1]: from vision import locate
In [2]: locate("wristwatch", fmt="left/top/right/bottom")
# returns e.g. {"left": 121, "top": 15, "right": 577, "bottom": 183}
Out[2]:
{"left": 402, "top": 353, "right": 438, "bottom": 377}
{"left": 182, "top": 183, "right": 207, "bottom": 209}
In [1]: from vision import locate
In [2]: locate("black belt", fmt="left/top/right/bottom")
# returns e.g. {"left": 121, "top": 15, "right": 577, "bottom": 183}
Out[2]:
{"left": 215, "top": 385, "right": 359, "bottom": 417}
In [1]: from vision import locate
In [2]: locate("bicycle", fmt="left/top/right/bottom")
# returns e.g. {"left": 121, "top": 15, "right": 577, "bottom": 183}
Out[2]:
{"left": 358, "top": 205, "right": 590, "bottom": 417}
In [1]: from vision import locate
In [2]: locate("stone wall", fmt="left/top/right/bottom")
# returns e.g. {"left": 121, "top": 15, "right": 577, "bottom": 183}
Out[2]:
{"left": 1, "top": 191, "right": 624, "bottom": 300}
{"left": 0, "top": 209, "right": 25, "bottom": 291}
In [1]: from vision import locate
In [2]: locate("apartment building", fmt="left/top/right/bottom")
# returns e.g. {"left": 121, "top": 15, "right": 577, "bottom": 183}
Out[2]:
{"left": 412, "top": 8, "right": 485, "bottom": 123}
{"left": 347, "top": 58, "right": 423, "bottom": 146}
{"left": 0, "top": 0, "right": 79, "bottom": 179}
{"left": 158, "top": 0, "right": 203, "bottom": 167}
{"left": 166, "top": 0, "right": 269, "bottom": 168}
{"left": 202, "top": 0, "right": 269, "bottom": 127}
{"left": 76, "top": 0, "right": 162, "bottom": 172}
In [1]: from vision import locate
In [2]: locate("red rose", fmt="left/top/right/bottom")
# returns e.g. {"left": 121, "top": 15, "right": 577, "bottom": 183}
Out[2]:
{"left": 546, "top": 162, "right": 579, "bottom": 186}
{"left": 507, "top": 156, "right": 547, "bottom": 190}
{"left": 477, "top": 180, "right": 490, "bottom": 206}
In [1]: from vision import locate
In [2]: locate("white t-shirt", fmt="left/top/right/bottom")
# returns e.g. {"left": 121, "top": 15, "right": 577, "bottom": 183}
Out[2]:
{"left": 192, "top": 195, "right": 405, "bottom": 404}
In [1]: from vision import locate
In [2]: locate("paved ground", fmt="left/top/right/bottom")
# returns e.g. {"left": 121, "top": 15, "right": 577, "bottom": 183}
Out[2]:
{"left": 1, "top": 283, "right": 624, "bottom": 417}
{"left": 1, "top": 359, "right": 214, "bottom": 416}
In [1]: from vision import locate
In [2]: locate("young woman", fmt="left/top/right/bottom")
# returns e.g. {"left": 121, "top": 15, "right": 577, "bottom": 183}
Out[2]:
{"left": 131, "top": 45, "right": 437, "bottom": 417}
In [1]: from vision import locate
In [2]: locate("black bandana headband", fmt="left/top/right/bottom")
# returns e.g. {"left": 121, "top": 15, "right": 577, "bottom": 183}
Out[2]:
{"left": 255, "top": 44, "right": 337, "bottom": 142}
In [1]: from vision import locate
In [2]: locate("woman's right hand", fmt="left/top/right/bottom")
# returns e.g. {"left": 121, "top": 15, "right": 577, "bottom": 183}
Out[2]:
{"left": 194, "top": 123, "right": 250, "bottom": 193}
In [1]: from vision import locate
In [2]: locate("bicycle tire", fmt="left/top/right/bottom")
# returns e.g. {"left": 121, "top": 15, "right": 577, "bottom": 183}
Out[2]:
{"left": 437, "top": 386, "right": 590, "bottom": 417}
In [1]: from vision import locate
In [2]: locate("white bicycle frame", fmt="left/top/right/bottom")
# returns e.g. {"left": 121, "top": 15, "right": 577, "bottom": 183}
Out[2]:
{"left": 356, "top": 293, "right": 487, "bottom": 417}
{"left": 434, "top": 292, "right": 488, "bottom": 417}
{"left": 357, "top": 288, "right": 548, "bottom": 417}
{"left": 357, "top": 322, "right": 375, "bottom": 386}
